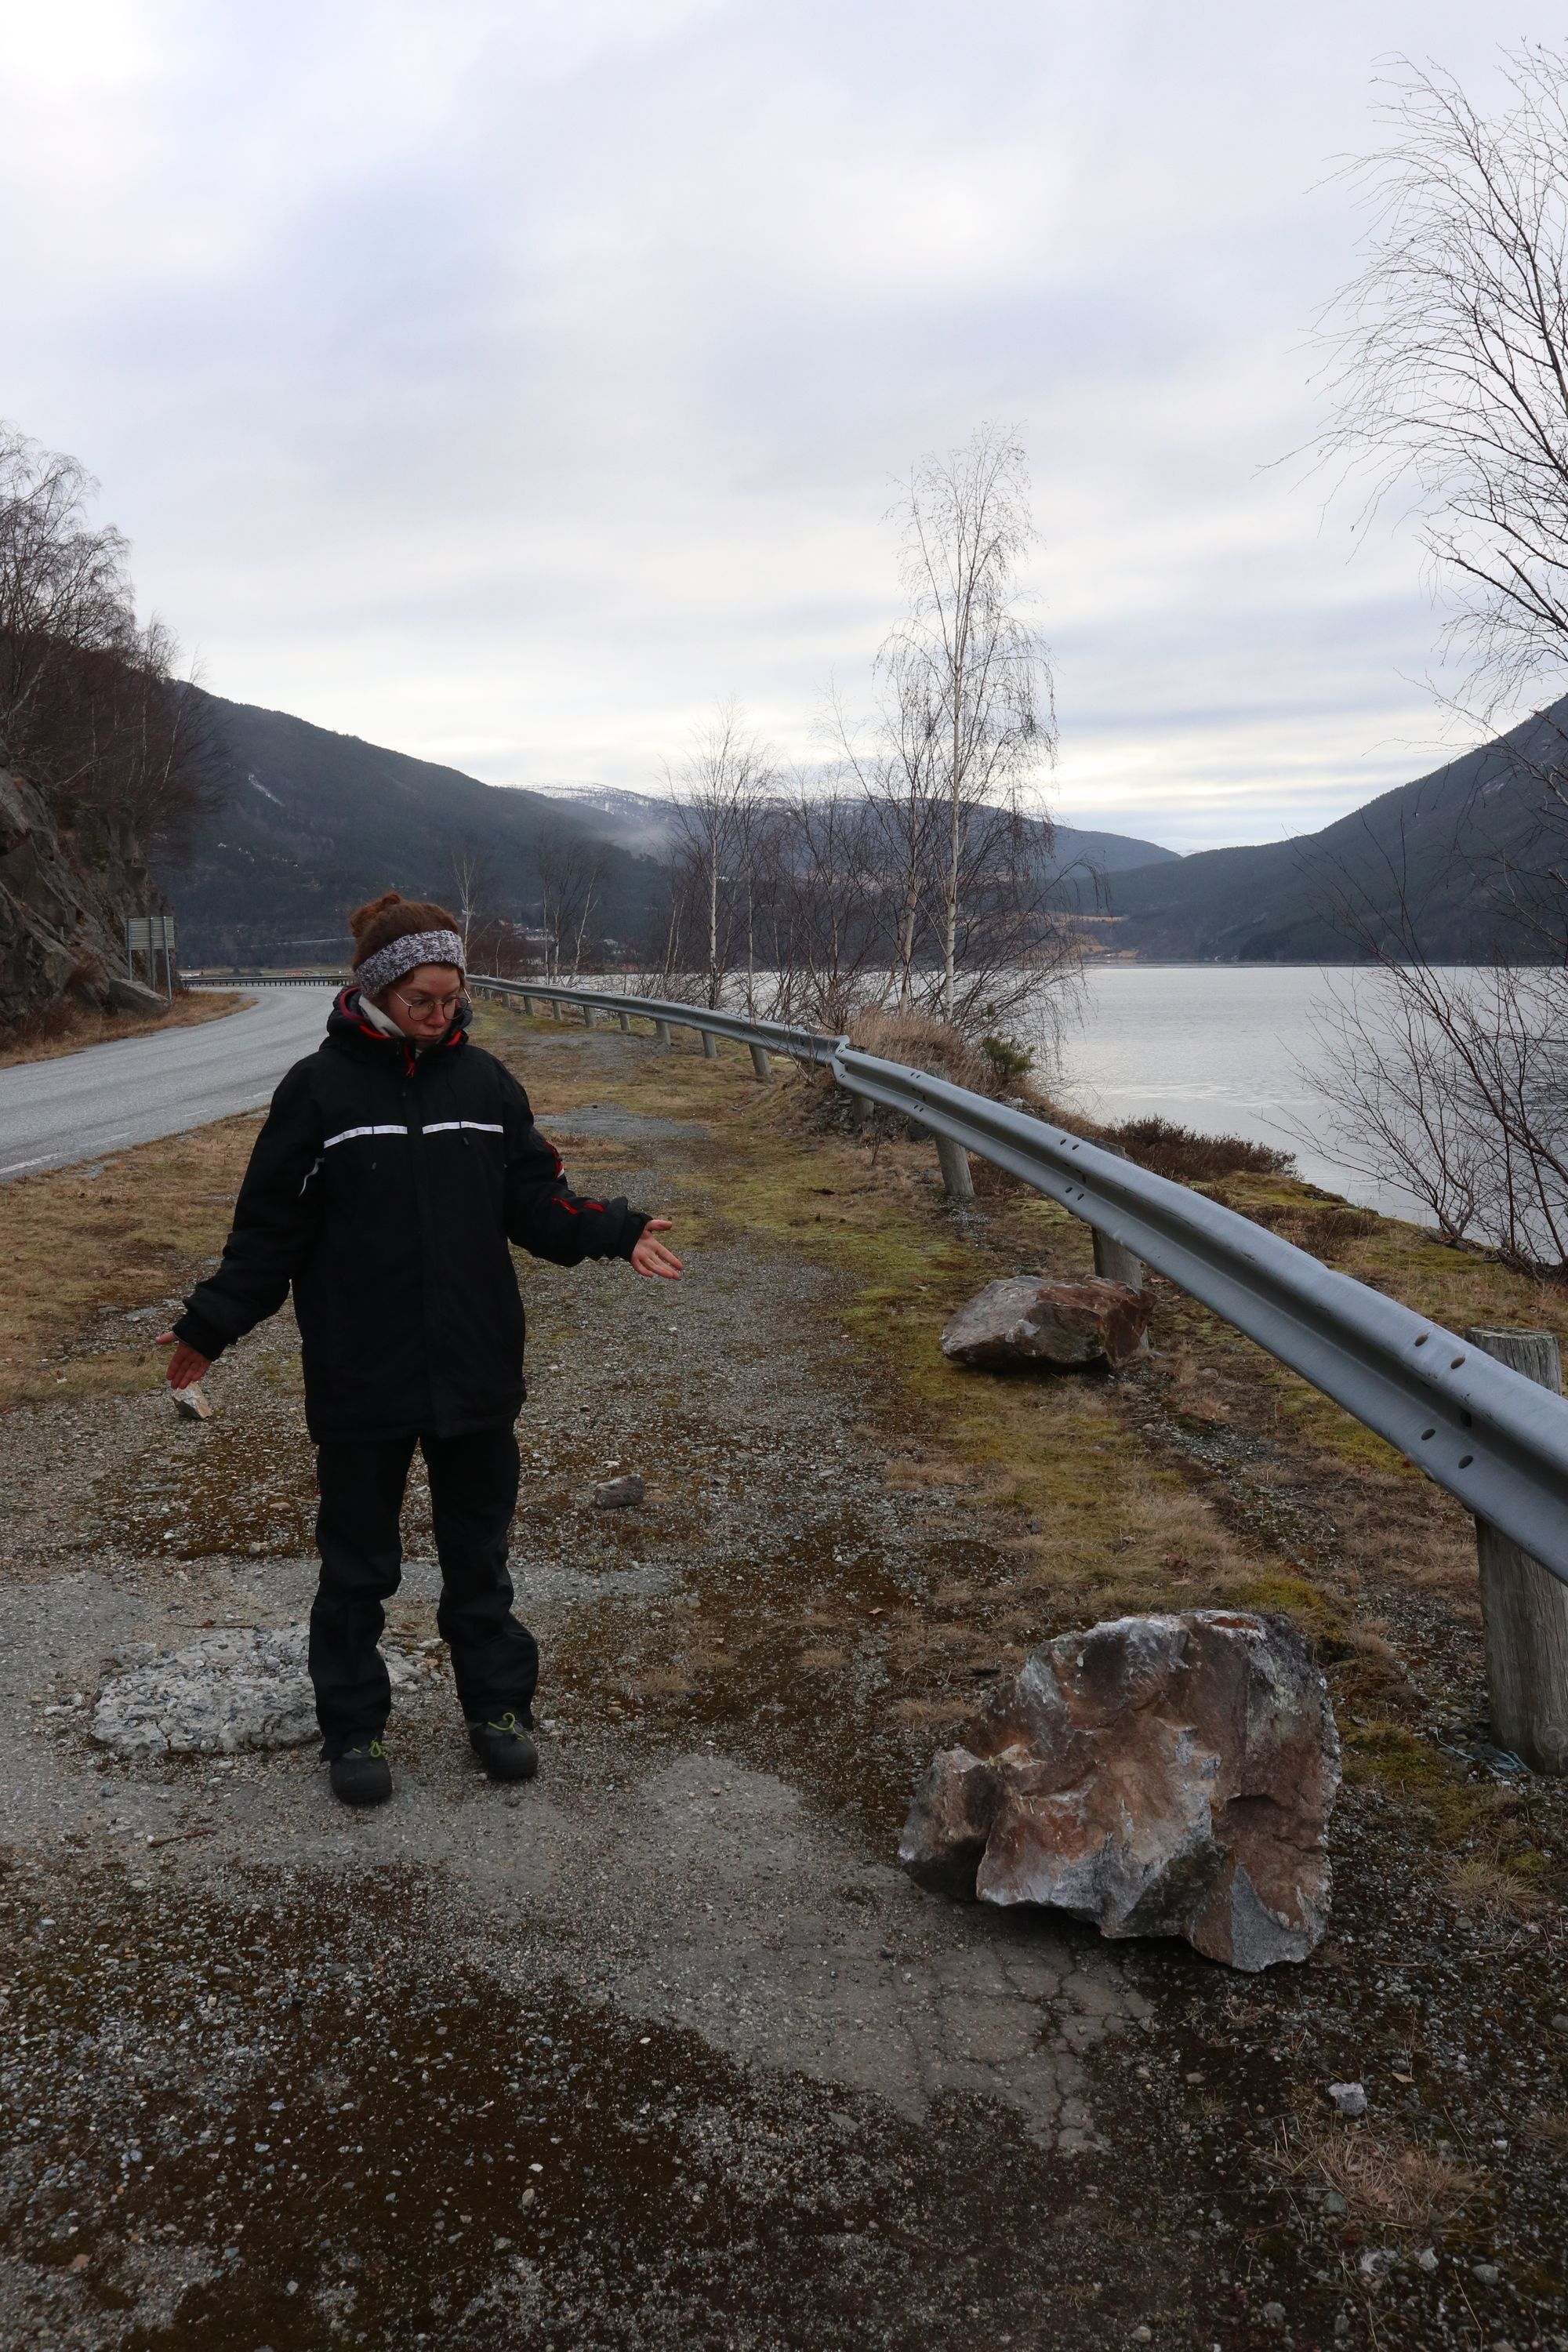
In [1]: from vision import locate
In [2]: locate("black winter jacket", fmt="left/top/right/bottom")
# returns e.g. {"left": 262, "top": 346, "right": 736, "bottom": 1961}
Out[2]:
{"left": 174, "top": 991, "right": 648, "bottom": 1442}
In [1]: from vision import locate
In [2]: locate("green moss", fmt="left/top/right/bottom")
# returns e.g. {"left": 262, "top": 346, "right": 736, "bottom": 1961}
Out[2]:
{"left": 1232, "top": 1572, "right": 1349, "bottom": 1646}
{"left": 1339, "top": 1719, "right": 1494, "bottom": 1843}
{"left": 1270, "top": 1377, "right": 1418, "bottom": 1477}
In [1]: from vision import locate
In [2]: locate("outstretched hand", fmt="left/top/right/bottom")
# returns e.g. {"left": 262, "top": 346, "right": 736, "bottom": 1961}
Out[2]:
{"left": 157, "top": 1332, "right": 211, "bottom": 1389}
{"left": 630, "top": 1218, "right": 682, "bottom": 1281}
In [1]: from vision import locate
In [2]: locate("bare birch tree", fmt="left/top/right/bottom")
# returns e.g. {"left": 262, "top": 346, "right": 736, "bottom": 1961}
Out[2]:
{"left": 879, "top": 423, "right": 1056, "bottom": 1017}
{"left": 533, "top": 819, "right": 604, "bottom": 977}
{"left": 447, "top": 840, "right": 500, "bottom": 963}
{"left": 768, "top": 774, "right": 884, "bottom": 1031}
{"left": 1302, "top": 49, "right": 1568, "bottom": 1269}
{"left": 1315, "top": 49, "right": 1568, "bottom": 718}
{"left": 0, "top": 423, "right": 217, "bottom": 848}
{"left": 666, "top": 701, "right": 775, "bottom": 1007}
{"left": 825, "top": 679, "right": 946, "bottom": 1011}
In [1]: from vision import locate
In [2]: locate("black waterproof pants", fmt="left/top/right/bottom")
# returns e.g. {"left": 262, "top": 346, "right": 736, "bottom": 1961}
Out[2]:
{"left": 309, "top": 1426, "right": 537, "bottom": 1755}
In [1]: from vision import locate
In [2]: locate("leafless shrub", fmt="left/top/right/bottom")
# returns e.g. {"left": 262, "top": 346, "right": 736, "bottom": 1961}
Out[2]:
{"left": 1104, "top": 1116, "right": 1295, "bottom": 1183}
{"left": 1243, "top": 1200, "right": 1380, "bottom": 1254}
{"left": 466, "top": 914, "right": 535, "bottom": 978}
{"left": 1284, "top": 1205, "right": 1379, "bottom": 1251}
{"left": 1308, "top": 966, "right": 1568, "bottom": 1271}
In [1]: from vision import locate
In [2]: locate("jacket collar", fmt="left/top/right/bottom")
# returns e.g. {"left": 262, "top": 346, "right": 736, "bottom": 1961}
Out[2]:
{"left": 325, "top": 987, "right": 471, "bottom": 1075}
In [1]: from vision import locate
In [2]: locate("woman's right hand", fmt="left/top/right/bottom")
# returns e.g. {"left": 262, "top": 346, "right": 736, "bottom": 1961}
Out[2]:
{"left": 158, "top": 1334, "right": 211, "bottom": 1389}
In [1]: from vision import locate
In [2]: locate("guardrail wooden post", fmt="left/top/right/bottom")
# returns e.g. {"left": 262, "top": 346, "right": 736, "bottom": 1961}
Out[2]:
{"left": 934, "top": 1133, "right": 975, "bottom": 1204}
{"left": 749, "top": 1043, "right": 772, "bottom": 1081}
{"left": 1091, "top": 1144, "right": 1145, "bottom": 1291}
{"left": 702, "top": 1029, "right": 719, "bottom": 1061}
{"left": 655, "top": 1018, "right": 672, "bottom": 1046}
{"left": 520, "top": 994, "right": 534, "bottom": 1015}
{"left": 1092, "top": 1229, "right": 1144, "bottom": 1287}
{"left": 618, "top": 1010, "right": 631, "bottom": 1034}
{"left": 550, "top": 999, "right": 562, "bottom": 1022}
{"left": 583, "top": 1004, "right": 597, "bottom": 1029}
{"left": 1465, "top": 1327, "right": 1568, "bottom": 1773}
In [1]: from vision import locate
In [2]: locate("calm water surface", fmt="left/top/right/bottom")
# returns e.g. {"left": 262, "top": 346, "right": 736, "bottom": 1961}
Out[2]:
{"left": 1051, "top": 964, "right": 1393, "bottom": 1210}
{"left": 575, "top": 963, "right": 1425, "bottom": 1219}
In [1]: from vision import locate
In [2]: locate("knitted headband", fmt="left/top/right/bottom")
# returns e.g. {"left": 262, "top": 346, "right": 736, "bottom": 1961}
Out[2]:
{"left": 354, "top": 928, "right": 466, "bottom": 1000}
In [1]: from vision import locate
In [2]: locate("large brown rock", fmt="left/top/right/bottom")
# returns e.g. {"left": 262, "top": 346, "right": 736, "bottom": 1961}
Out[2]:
{"left": 940, "top": 1275, "right": 1151, "bottom": 1371}
{"left": 899, "top": 1611, "right": 1340, "bottom": 1971}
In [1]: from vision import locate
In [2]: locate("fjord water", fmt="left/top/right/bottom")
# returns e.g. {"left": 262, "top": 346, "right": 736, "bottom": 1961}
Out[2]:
{"left": 1051, "top": 964, "right": 1408, "bottom": 1214}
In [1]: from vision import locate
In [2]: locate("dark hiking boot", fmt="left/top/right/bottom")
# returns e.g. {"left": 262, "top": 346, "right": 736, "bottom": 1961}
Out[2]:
{"left": 329, "top": 1741, "right": 392, "bottom": 1807}
{"left": 467, "top": 1712, "right": 539, "bottom": 1784}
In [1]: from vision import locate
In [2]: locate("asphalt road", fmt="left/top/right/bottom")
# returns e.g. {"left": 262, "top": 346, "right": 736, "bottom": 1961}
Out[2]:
{"left": 0, "top": 987, "right": 333, "bottom": 1181}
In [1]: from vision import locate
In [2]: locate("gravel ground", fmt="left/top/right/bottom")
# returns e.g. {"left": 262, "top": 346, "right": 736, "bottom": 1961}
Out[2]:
{"left": 1, "top": 1024, "right": 1564, "bottom": 2350}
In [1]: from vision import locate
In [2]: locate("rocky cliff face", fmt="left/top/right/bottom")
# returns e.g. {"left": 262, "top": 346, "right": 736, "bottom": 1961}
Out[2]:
{"left": 0, "top": 763, "right": 168, "bottom": 1029}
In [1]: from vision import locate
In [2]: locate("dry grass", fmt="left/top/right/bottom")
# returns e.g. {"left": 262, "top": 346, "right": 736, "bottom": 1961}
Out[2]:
{"left": 1520, "top": 2107, "right": 1568, "bottom": 2155}
{"left": 0, "top": 989, "right": 249, "bottom": 1070}
{"left": 1274, "top": 2119, "right": 1480, "bottom": 2231}
{"left": 845, "top": 1007, "right": 992, "bottom": 1094}
{"left": 0, "top": 1114, "right": 260, "bottom": 1410}
{"left": 1444, "top": 1856, "right": 1549, "bottom": 1919}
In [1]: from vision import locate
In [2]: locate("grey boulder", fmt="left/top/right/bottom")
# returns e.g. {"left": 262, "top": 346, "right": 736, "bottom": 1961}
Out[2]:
{"left": 900, "top": 1610, "right": 1340, "bottom": 1971}
{"left": 592, "top": 1473, "right": 646, "bottom": 1509}
{"left": 103, "top": 972, "right": 169, "bottom": 1016}
{"left": 90, "top": 1624, "right": 441, "bottom": 1758}
{"left": 940, "top": 1275, "right": 1151, "bottom": 1372}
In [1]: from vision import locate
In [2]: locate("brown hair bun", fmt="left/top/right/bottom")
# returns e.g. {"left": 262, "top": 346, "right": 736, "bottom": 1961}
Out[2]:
{"left": 347, "top": 891, "right": 463, "bottom": 970}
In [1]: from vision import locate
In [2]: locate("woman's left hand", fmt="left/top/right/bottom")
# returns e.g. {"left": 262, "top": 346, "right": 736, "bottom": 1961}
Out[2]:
{"left": 630, "top": 1218, "right": 683, "bottom": 1280}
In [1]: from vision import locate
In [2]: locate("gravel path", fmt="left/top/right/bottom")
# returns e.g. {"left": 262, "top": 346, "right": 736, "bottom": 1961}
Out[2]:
{"left": 0, "top": 1022, "right": 1563, "bottom": 2350}
{"left": 0, "top": 987, "right": 329, "bottom": 1180}
{"left": 0, "top": 1038, "right": 1141, "bottom": 2350}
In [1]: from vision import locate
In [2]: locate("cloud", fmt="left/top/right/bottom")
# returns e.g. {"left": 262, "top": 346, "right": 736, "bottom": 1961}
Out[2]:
{"left": 2, "top": 0, "right": 1549, "bottom": 849}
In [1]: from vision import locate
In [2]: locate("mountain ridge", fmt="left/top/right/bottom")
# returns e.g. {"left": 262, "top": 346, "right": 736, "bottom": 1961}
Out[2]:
{"left": 162, "top": 684, "right": 1567, "bottom": 965}
{"left": 1094, "top": 695, "right": 1568, "bottom": 961}
{"left": 162, "top": 691, "right": 1181, "bottom": 961}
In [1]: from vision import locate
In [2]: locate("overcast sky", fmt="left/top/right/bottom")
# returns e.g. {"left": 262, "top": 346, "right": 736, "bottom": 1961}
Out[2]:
{"left": 3, "top": 2, "right": 1556, "bottom": 849}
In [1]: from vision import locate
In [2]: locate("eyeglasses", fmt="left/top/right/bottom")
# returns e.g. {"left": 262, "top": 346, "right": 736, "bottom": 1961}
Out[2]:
{"left": 392, "top": 989, "right": 466, "bottom": 1018}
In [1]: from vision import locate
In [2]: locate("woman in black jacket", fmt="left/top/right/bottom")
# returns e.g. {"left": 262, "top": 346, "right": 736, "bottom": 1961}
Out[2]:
{"left": 160, "top": 891, "right": 681, "bottom": 1806}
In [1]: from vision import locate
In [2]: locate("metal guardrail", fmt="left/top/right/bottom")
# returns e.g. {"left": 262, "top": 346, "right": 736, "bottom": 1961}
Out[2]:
{"left": 474, "top": 971, "right": 1568, "bottom": 1585}
{"left": 470, "top": 975, "right": 839, "bottom": 1067}
{"left": 187, "top": 971, "right": 348, "bottom": 987}
{"left": 839, "top": 1050, "right": 1568, "bottom": 1587}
